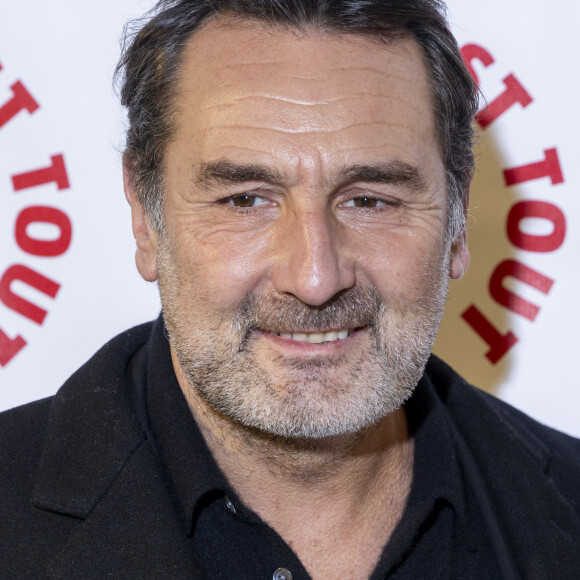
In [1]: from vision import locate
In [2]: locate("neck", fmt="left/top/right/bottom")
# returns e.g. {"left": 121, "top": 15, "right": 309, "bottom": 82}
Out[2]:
{"left": 171, "top": 346, "right": 414, "bottom": 511}
{"left": 172, "top": 348, "right": 415, "bottom": 578}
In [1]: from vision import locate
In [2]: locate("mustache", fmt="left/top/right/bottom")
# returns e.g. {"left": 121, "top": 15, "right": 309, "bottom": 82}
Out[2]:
{"left": 233, "top": 286, "right": 385, "bottom": 335}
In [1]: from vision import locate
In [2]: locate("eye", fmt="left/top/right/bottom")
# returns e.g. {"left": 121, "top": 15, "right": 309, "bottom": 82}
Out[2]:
{"left": 225, "top": 194, "right": 272, "bottom": 208}
{"left": 342, "top": 196, "right": 386, "bottom": 209}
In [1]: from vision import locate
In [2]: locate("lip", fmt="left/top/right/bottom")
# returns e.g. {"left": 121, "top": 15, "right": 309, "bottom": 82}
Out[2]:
{"left": 255, "top": 326, "right": 367, "bottom": 355}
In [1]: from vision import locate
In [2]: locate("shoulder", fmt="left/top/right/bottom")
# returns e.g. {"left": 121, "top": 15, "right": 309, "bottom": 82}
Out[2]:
{"left": 0, "top": 396, "right": 53, "bottom": 495}
{"left": 0, "top": 320, "right": 154, "bottom": 490}
{"left": 0, "top": 320, "right": 153, "bottom": 422}
{"left": 0, "top": 320, "right": 159, "bottom": 575}
{"left": 0, "top": 394, "right": 52, "bottom": 441}
{"left": 426, "top": 355, "right": 580, "bottom": 445}
{"left": 423, "top": 355, "right": 580, "bottom": 576}
{"left": 425, "top": 354, "right": 580, "bottom": 496}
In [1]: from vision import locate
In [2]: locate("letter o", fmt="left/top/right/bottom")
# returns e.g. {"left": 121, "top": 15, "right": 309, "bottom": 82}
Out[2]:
{"left": 507, "top": 201, "right": 566, "bottom": 252}
{"left": 15, "top": 205, "right": 72, "bottom": 257}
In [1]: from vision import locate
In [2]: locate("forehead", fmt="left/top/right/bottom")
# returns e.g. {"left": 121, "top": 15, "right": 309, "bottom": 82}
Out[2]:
{"left": 169, "top": 17, "right": 439, "bottom": 177}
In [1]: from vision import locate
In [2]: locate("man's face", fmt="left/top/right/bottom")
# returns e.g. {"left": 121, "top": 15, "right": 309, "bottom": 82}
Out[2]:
{"left": 132, "top": 19, "right": 469, "bottom": 439}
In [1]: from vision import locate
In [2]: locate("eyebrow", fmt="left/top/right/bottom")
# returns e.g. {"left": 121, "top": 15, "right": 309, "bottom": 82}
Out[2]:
{"left": 335, "top": 162, "right": 426, "bottom": 191}
{"left": 195, "top": 161, "right": 284, "bottom": 188}
{"left": 195, "top": 160, "right": 425, "bottom": 191}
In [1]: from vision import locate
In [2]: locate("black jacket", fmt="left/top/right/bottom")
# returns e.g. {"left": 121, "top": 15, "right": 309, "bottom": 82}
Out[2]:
{"left": 1, "top": 321, "right": 579, "bottom": 579}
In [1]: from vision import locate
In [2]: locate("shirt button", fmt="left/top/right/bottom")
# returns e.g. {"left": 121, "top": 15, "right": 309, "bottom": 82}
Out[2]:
{"left": 273, "top": 568, "right": 292, "bottom": 580}
{"left": 224, "top": 496, "right": 236, "bottom": 515}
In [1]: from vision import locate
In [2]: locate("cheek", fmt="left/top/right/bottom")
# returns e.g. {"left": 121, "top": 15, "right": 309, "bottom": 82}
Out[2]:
{"left": 171, "top": 223, "right": 275, "bottom": 311}
{"left": 358, "top": 230, "right": 448, "bottom": 303}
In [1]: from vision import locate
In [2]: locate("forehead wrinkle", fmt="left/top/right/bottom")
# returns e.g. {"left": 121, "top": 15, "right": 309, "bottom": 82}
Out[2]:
{"left": 205, "top": 75, "right": 415, "bottom": 95}
{"left": 203, "top": 122, "right": 401, "bottom": 135}
{"left": 208, "top": 92, "right": 408, "bottom": 108}
{"left": 213, "top": 56, "right": 423, "bottom": 90}
{"left": 198, "top": 64, "right": 422, "bottom": 100}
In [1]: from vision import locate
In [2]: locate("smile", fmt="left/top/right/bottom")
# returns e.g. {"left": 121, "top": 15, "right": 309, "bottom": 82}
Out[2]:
{"left": 273, "top": 329, "right": 352, "bottom": 344}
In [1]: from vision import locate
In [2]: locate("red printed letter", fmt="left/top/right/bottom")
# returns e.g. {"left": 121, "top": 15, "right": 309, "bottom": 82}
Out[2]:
{"left": 0, "top": 81, "right": 39, "bottom": 129}
{"left": 0, "top": 265, "right": 60, "bottom": 325}
{"left": 489, "top": 260, "right": 554, "bottom": 321}
{"left": 460, "top": 44, "right": 494, "bottom": 86}
{"left": 507, "top": 201, "right": 566, "bottom": 252}
{"left": 503, "top": 148, "right": 564, "bottom": 187}
{"left": 12, "top": 154, "right": 70, "bottom": 191}
{"left": 0, "top": 327, "right": 26, "bottom": 367}
{"left": 461, "top": 305, "right": 518, "bottom": 364}
{"left": 15, "top": 206, "right": 72, "bottom": 257}
{"left": 476, "top": 74, "right": 532, "bottom": 128}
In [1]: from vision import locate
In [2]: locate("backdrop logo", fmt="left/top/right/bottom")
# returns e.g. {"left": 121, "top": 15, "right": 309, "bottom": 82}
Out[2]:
{"left": 460, "top": 43, "right": 566, "bottom": 364}
{"left": 0, "top": 60, "right": 72, "bottom": 367}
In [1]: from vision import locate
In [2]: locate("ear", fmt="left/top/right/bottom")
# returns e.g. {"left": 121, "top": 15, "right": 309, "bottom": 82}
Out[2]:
{"left": 123, "top": 162, "right": 158, "bottom": 282}
{"left": 449, "top": 189, "right": 470, "bottom": 280}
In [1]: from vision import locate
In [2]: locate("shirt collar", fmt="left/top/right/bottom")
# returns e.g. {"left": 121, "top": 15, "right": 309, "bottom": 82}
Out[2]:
{"left": 402, "top": 369, "right": 475, "bottom": 549}
{"left": 145, "top": 316, "right": 230, "bottom": 535}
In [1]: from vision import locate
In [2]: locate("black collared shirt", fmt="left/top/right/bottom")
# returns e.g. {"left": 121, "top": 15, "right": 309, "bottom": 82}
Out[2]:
{"left": 142, "top": 318, "right": 500, "bottom": 579}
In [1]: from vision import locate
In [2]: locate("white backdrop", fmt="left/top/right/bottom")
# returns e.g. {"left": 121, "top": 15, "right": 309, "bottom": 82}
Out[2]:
{"left": 1, "top": 1, "right": 578, "bottom": 437}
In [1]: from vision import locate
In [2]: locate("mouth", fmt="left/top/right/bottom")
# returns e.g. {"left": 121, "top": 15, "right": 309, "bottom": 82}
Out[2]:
{"left": 268, "top": 328, "right": 357, "bottom": 344}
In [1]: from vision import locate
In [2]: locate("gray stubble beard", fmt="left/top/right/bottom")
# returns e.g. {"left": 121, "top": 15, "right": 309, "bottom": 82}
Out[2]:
{"left": 157, "top": 236, "right": 449, "bottom": 442}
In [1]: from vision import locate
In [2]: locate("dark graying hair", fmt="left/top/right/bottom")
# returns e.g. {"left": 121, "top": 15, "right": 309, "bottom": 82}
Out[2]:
{"left": 117, "top": 0, "right": 478, "bottom": 239}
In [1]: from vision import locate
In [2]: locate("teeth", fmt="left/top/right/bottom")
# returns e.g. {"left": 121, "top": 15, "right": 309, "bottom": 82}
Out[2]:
{"left": 276, "top": 329, "right": 351, "bottom": 344}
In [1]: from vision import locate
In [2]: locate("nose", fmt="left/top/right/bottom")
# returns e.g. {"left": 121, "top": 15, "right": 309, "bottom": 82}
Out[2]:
{"left": 270, "top": 204, "right": 355, "bottom": 306}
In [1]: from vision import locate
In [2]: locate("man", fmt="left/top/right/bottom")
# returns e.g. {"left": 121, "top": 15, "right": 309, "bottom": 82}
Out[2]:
{"left": 1, "top": 0, "right": 579, "bottom": 578}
